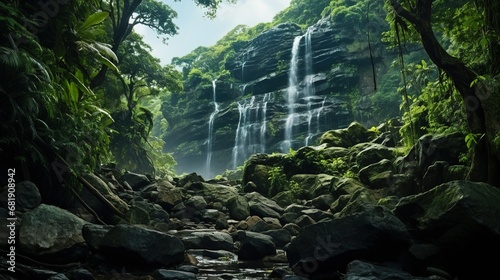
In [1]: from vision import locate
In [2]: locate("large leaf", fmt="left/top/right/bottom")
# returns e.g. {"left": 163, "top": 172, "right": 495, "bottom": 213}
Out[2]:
{"left": 66, "top": 72, "right": 94, "bottom": 97}
{"left": 78, "top": 12, "right": 109, "bottom": 32}
{"left": 89, "top": 105, "right": 115, "bottom": 127}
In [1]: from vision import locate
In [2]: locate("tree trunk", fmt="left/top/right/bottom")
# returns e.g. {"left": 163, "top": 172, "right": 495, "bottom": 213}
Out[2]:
{"left": 390, "top": 0, "right": 500, "bottom": 186}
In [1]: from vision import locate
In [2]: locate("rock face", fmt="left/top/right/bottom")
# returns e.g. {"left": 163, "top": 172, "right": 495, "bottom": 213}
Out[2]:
{"left": 162, "top": 17, "right": 391, "bottom": 178}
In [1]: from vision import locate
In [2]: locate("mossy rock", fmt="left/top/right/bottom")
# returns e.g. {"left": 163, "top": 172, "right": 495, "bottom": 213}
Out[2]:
{"left": 272, "top": 191, "right": 297, "bottom": 208}
{"left": 320, "top": 121, "right": 377, "bottom": 148}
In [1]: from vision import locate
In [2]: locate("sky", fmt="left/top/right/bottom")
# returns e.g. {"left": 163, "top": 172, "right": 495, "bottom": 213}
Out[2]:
{"left": 134, "top": 0, "right": 291, "bottom": 65}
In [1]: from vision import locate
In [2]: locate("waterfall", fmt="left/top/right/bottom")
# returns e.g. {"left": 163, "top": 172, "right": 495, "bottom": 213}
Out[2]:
{"left": 231, "top": 94, "right": 272, "bottom": 169}
{"left": 304, "top": 26, "right": 315, "bottom": 97}
{"left": 316, "top": 97, "right": 326, "bottom": 134}
{"left": 231, "top": 96, "right": 255, "bottom": 169}
{"left": 260, "top": 93, "right": 271, "bottom": 153}
{"left": 305, "top": 100, "right": 314, "bottom": 146}
{"left": 282, "top": 35, "right": 303, "bottom": 152}
{"left": 241, "top": 61, "right": 246, "bottom": 81}
{"left": 206, "top": 80, "right": 219, "bottom": 178}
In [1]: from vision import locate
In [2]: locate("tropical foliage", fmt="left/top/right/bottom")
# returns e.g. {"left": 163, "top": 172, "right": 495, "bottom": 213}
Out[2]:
{"left": 0, "top": 0, "right": 233, "bottom": 192}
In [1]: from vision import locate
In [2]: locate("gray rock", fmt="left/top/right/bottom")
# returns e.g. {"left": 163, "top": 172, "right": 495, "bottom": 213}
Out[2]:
{"left": 185, "top": 195, "right": 208, "bottom": 210}
{"left": 187, "top": 249, "right": 237, "bottom": 261}
{"left": 245, "top": 192, "right": 284, "bottom": 216}
{"left": 65, "top": 269, "right": 96, "bottom": 280}
{"left": 283, "top": 223, "right": 301, "bottom": 236}
{"left": 47, "top": 274, "right": 69, "bottom": 280}
{"left": 0, "top": 181, "right": 41, "bottom": 211}
{"left": 344, "top": 260, "right": 426, "bottom": 280}
{"left": 100, "top": 224, "right": 184, "bottom": 266}
{"left": 356, "top": 143, "right": 395, "bottom": 168}
{"left": 261, "top": 229, "right": 292, "bottom": 248}
{"left": 286, "top": 206, "right": 410, "bottom": 278}
{"left": 120, "top": 171, "right": 150, "bottom": 191}
{"left": 19, "top": 204, "right": 89, "bottom": 261}
{"left": 179, "top": 230, "right": 233, "bottom": 251}
{"left": 82, "top": 224, "right": 112, "bottom": 252}
{"left": 153, "top": 269, "right": 197, "bottom": 280}
{"left": 226, "top": 195, "right": 250, "bottom": 220}
{"left": 156, "top": 187, "right": 183, "bottom": 211}
{"left": 395, "top": 180, "right": 500, "bottom": 278}
{"left": 235, "top": 230, "right": 276, "bottom": 260}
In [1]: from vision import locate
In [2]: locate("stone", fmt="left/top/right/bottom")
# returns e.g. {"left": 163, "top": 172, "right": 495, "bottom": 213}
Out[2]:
{"left": 78, "top": 173, "right": 129, "bottom": 222}
{"left": 19, "top": 204, "right": 89, "bottom": 262}
{"left": 245, "top": 192, "right": 284, "bottom": 213}
{"left": 152, "top": 269, "right": 197, "bottom": 280}
{"left": 344, "top": 260, "right": 426, "bottom": 280}
{"left": 99, "top": 224, "right": 184, "bottom": 266}
{"left": 65, "top": 269, "right": 96, "bottom": 280}
{"left": 234, "top": 230, "right": 276, "bottom": 260}
{"left": 185, "top": 195, "right": 207, "bottom": 210}
{"left": 120, "top": 171, "right": 150, "bottom": 191}
{"left": 261, "top": 229, "right": 292, "bottom": 248}
{"left": 394, "top": 180, "right": 500, "bottom": 278}
{"left": 82, "top": 224, "right": 112, "bottom": 252}
{"left": 156, "top": 187, "right": 183, "bottom": 211}
{"left": 226, "top": 195, "right": 250, "bottom": 220}
{"left": 310, "top": 194, "right": 335, "bottom": 211}
{"left": 356, "top": 143, "right": 395, "bottom": 168}
{"left": 283, "top": 223, "right": 301, "bottom": 236}
{"left": 286, "top": 206, "right": 410, "bottom": 278}
{"left": 179, "top": 231, "right": 233, "bottom": 251}
{"left": 0, "top": 180, "right": 41, "bottom": 211}
{"left": 124, "top": 205, "right": 150, "bottom": 225}
{"left": 47, "top": 274, "right": 69, "bottom": 280}
{"left": 294, "top": 215, "right": 316, "bottom": 227}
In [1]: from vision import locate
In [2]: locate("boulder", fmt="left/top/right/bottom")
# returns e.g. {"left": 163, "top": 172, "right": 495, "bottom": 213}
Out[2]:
{"left": 261, "top": 229, "right": 292, "bottom": 248}
{"left": 286, "top": 205, "right": 410, "bottom": 278}
{"left": 99, "top": 224, "right": 184, "bottom": 267}
{"left": 234, "top": 230, "right": 277, "bottom": 260}
{"left": 394, "top": 180, "right": 500, "bottom": 278}
{"left": 156, "top": 187, "right": 183, "bottom": 211}
{"left": 152, "top": 269, "right": 197, "bottom": 280}
{"left": 226, "top": 195, "right": 250, "bottom": 220}
{"left": 179, "top": 231, "right": 233, "bottom": 251}
{"left": 344, "top": 260, "right": 426, "bottom": 280}
{"left": 0, "top": 181, "right": 41, "bottom": 211}
{"left": 120, "top": 171, "right": 151, "bottom": 191}
{"left": 320, "top": 122, "right": 375, "bottom": 148}
{"left": 356, "top": 143, "right": 395, "bottom": 168}
{"left": 19, "top": 204, "right": 89, "bottom": 262}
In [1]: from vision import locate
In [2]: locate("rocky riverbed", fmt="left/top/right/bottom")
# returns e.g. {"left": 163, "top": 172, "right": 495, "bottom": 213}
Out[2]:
{"left": 1, "top": 122, "right": 500, "bottom": 280}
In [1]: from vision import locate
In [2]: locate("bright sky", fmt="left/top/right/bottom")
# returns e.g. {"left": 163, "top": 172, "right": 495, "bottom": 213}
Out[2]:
{"left": 134, "top": 0, "right": 291, "bottom": 65}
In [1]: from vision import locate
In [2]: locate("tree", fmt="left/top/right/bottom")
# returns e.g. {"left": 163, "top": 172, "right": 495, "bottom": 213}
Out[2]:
{"left": 91, "top": 0, "right": 236, "bottom": 88}
{"left": 105, "top": 32, "right": 182, "bottom": 174}
{"left": 387, "top": 0, "right": 500, "bottom": 185}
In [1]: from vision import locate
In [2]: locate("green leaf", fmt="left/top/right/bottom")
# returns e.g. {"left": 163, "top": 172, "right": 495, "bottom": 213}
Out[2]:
{"left": 67, "top": 72, "right": 94, "bottom": 97}
{"left": 89, "top": 105, "right": 114, "bottom": 126}
{"left": 78, "top": 12, "right": 109, "bottom": 32}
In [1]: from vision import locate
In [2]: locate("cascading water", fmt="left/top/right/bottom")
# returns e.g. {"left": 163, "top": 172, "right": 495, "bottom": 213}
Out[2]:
{"left": 231, "top": 93, "right": 272, "bottom": 169}
{"left": 304, "top": 26, "right": 316, "bottom": 146}
{"left": 260, "top": 93, "right": 271, "bottom": 153}
{"left": 316, "top": 97, "right": 326, "bottom": 134}
{"left": 304, "top": 26, "right": 315, "bottom": 97}
{"left": 241, "top": 61, "right": 246, "bottom": 81}
{"left": 205, "top": 80, "right": 219, "bottom": 178}
{"left": 282, "top": 35, "right": 303, "bottom": 152}
{"left": 305, "top": 101, "right": 314, "bottom": 146}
